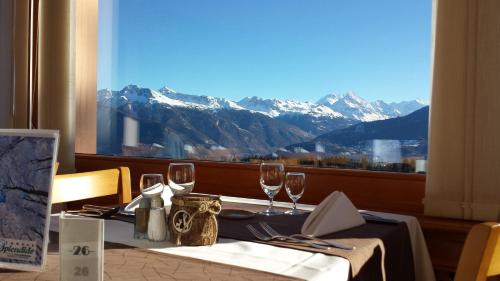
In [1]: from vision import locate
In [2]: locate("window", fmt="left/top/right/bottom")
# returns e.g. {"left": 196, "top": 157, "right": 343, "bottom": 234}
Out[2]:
{"left": 96, "top": 0, "right": 432, "bottom": 173}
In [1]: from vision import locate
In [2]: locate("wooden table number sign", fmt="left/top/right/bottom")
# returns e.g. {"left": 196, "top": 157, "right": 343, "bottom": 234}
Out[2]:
{"left": 59, "top": 213, "right": 104, "bottom": 281}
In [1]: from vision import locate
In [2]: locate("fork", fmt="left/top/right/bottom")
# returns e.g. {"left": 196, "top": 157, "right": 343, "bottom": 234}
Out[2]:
{"left": 245, "top": 225, "right": 330, "bottom": 250}
{"left": 66, "top": 205, "right": 121, "bottom": 219}
{"left": 259, "top": 222, "right": 355, "bottom": 250}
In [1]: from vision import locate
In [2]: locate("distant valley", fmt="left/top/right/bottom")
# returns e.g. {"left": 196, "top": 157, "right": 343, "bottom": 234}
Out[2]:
{"left": 286, "top": 106, "right": 429, "bottom": 160}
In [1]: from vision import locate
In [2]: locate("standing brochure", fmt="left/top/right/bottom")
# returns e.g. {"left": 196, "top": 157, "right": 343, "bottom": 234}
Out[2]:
{"left": 0, "top": 129, "right": 59, "bottom": 271}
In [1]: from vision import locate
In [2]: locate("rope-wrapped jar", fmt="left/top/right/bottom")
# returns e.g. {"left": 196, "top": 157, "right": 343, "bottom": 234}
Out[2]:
{"left": 168, "top": 193, "right": 221, "bottom": 246}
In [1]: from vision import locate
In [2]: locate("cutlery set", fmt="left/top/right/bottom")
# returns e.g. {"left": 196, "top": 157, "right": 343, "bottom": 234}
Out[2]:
{"left": 66, "top": 205, "right": 132, "bottom": 219}
{"left": 246, "top": 222, "right": 355, "bottom": 251}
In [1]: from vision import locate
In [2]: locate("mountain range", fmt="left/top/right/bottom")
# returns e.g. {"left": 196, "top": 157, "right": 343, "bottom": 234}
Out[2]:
{"left": 97, "top": 84, "right": 427, "bottom": 159}
{"left": 285, "top": 106, "right": 429, "bottom": 158}
{"left": 98, "top": 85, "right": 426, "bottom": 122}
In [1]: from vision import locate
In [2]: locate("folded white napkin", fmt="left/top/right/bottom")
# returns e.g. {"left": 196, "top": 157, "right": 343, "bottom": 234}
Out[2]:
{"left": 124, "top": 184, "right": 173, "bottom": 213}
{"left": 142, "top": 183, "right": 164, "bottom": 198}
{"left": 301, "top": 191, "right": 366, "bottom": 237}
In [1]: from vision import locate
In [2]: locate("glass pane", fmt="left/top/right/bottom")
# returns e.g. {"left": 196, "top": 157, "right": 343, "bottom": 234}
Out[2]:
{"left": 96, "top": 0, "right": 432, "bottom": 173}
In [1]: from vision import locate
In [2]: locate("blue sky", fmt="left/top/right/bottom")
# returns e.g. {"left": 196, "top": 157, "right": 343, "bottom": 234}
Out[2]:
{"left": 98, "top": 0, "right": 432, "bottom": 103}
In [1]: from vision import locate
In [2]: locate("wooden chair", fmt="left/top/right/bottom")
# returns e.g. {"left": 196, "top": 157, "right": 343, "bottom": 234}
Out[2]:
{"left": 454, "top": 222, "right": 500, "bottom": 281}
{"left": 52, "top": 167, "right": 132, "bottom": 205}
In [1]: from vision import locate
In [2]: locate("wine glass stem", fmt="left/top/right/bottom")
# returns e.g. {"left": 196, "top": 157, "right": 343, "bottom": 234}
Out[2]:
{"left": 293, "top": 200, "right": 297, "bottom": 210}
{"left": 269, "top": 197, "right": 274, "bottom": 210}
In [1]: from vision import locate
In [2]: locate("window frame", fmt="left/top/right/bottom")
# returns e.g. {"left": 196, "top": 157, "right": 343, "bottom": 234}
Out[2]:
{"left": 75, "top": 0, "right": 427, "bottom": 215}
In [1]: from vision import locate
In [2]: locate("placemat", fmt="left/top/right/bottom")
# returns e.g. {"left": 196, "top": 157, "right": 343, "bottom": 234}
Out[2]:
{"left": 218, "top": 212, "right": 415, "bottom": 281}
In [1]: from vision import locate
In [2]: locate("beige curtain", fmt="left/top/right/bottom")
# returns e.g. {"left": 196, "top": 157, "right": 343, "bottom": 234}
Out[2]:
{"left": 74, "top": 0, "right": 98, "bottom": 155}
{"left": 425, "top": 0, "right": 500, "bottom": 221}
{"left": 38, "top": 0, "right": 98, "bottom": 171}
{"left": 1, "top": 0, "right": 38, "bottom": 128}
{"left": 0, "top": 0, "right": 14, "bottom": 127}
{"left": 1, "top": 0, "right": 97, "bottom": 171}
{"left": 12, "top": 0, "right": 31, "bottom": 129}
{"left": 38, "top": 0, "right": 76, "bottom": 172}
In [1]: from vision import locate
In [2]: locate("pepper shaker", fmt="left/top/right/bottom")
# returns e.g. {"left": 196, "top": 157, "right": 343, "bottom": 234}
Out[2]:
{"left": 134, "top": 198, "right": 150, "bottom": 239}
{"left": 148, "top": 195, "right": 167, "bottom": 241}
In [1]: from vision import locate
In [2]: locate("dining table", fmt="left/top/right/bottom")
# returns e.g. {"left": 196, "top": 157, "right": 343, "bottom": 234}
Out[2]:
{"left": 0, "top": 196, "right": 436, "bottom": 281}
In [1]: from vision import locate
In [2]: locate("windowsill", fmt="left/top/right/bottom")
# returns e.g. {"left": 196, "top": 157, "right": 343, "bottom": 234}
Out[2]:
{"left": 75, "top": 153, "right": 426, "bottom": 214}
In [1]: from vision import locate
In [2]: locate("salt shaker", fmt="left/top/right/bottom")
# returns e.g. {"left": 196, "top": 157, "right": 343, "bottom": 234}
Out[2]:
{"left": 147, "top": 195, "right": 167, "bottom": 241}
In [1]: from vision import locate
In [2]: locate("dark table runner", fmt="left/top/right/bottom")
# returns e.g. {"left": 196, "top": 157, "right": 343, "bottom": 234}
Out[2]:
{"left": 218, "top": 213, "right": 415, "bottom": 281}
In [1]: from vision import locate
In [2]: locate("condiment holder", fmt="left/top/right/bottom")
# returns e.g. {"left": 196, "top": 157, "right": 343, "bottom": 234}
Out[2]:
{"left": 168, "top": 193, "right": 221, "bottom": 246}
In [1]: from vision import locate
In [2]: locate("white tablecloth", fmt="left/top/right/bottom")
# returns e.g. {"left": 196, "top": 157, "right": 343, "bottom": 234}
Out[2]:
{"left": 50, "top": 196, "right": 435, "bottom": 281}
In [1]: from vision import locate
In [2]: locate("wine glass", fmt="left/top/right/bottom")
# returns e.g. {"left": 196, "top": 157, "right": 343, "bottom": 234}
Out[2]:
{"left": 259, "top": 162, "right": 284, "bottom": 216}
{"left": 139, "top": 174, "right": 164, "bottom": 209}
{"left": 140, "top": 174, "right": 164, "bottom": 192}
{"left": 284, "top": 172, "right": 306, "bottom": 215}
{"left": 168, "top": 163, "right": 195, "bottom": 195}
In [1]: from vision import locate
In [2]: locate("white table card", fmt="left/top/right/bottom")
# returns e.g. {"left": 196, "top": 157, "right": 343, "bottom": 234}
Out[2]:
{"left": 0, "top": 129, "right": 59, "bottom": 271}
{"left": 59, "top": 213, "right": 104, "bottom": 281}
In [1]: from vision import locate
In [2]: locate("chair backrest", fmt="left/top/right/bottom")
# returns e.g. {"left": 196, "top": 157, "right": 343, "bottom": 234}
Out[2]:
{"left": 455, "top": 222, "right": 500, "bottom": 281}
{"left": 52, "top": 167, "right": 132, "bottom": 204}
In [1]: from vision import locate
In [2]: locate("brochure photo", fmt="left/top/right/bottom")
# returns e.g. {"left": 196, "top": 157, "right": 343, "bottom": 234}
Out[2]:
{"left": 0, "top": 129, "right": 59, "bottom": 271}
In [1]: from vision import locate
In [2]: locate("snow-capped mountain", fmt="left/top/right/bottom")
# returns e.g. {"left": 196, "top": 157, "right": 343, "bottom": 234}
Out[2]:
{"left": 98, "top": 84, "right": 427, "bottom": 122}
{"left": 389, "top": 100, "right": 428, "bottom": 116}
{"left": 98, "top": 85, "right": 244, "bottom": 111}
{"left": 158, "top": 86, "right": 245, "bottom": 111}
{"left": 316, "top": 91, "right": 426, "bottom": 122}
{"left": 236, "top": 96, "right": 343, "bottom": 118}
